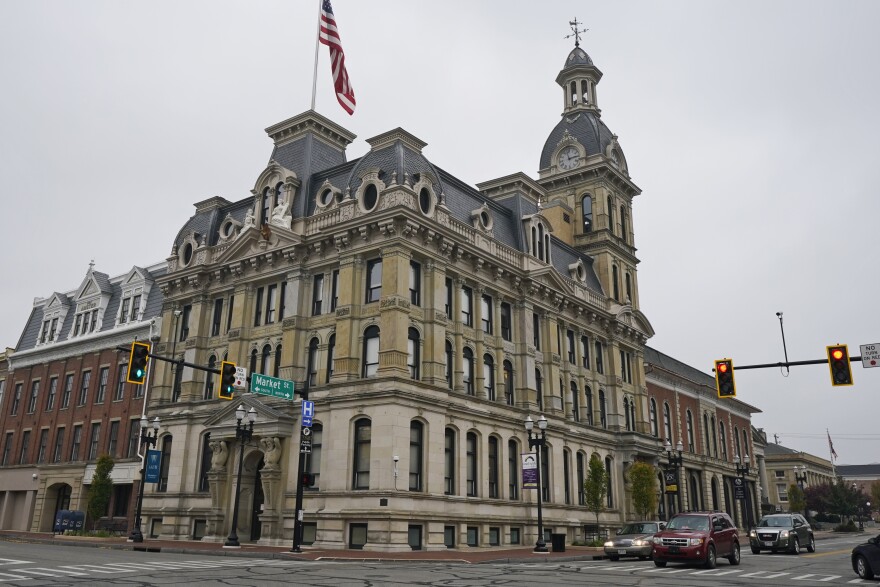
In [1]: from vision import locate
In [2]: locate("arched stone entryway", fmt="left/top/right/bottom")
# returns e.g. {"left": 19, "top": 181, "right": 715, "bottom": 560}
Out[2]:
{"left": 40, "top": 483, "right": 72, "bottom": 532}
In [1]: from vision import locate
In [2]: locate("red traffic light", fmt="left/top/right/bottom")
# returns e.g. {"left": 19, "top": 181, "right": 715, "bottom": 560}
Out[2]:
{"left": 717, "top": 362, "right": 729, "bottom": 374}
{"left": 714, "top": 359, "right": 736, "bottom": 398}
{"left": 826, "top": 344, "right": 853, "bottom": 387}
{"left": 831, "top": 349, "right": 844, "bottom": 361}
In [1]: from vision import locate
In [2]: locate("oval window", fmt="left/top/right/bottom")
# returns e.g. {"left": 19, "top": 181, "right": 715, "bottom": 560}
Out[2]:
{"left": 419, "top": 187, "right": 431, "bottom": 214}
{"left": 576, "top": 264, "right": 584, "bottom": 281}
{"left": 363, "top": 184, "right": 378, "bottom": 211}
{"left": 480, "top": 210, "right": 490, "bottom": 228}
{"left": 222, "top": 222, "right": 233, "bottom": 238}
{"left": 320, "top": 189, "right": 334, "bottom": 206}
{"left": 182, "top": 242, "right": 193, "bottom": 266}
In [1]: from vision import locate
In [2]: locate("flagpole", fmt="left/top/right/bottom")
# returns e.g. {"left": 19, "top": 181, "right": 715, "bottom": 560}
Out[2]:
{"left": 310, "top": 0, "right": 322, "bottom": 110}
{"left": 827, "top": 428, "right": 837, "bottom": 478}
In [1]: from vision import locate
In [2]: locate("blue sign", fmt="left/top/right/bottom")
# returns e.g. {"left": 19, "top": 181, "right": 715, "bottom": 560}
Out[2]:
{"left": 145, "top": 449, "right": 162, "bottom": 483}
{"left": 302, "top": 400, "right": 314, "bottom": 428}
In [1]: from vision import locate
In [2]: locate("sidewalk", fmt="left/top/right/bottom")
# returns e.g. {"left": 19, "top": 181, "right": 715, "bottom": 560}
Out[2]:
{"left": 0, "top": 529, "right": 841, "bottom": 565}
{"left": 0, "top": 531, "right": 604, "bottom": 564}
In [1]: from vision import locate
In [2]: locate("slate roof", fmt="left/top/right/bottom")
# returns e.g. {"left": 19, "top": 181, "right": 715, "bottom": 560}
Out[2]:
{"left": 562, "top": 46, "right": 594, "bottom": 68}
{"left": 539, "top": 111, "right": 617, "bottom": 171}
{"left": 644, "top": 345, "right": 716, "bottom": 388}
{"left": 763, "top": 443, "right": 801, "bottom": 456}
{"left": 836, "top": 464, "right": 880, "bottom": 476}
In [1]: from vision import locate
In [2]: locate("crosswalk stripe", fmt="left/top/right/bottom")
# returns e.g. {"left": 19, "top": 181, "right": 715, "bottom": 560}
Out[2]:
{"left": 816, "top": 576, "right": 840, "bottom": 582}
{"left": 59, "top": 565, "right": 131, "bottom": 574}
{"left": 0, "top": 560, "right": 30, "bottom": 567}
{"left": 763, "top": 572, "right": 790, "bottom": 579}
{"left": 0, "top": 572, "right": 28, "bottom": 582}
{"left": 792, "top": 574, "right": 817, "bottom": 581}
{"left": 740, "top": 571, "right": 771, "bottom": 577}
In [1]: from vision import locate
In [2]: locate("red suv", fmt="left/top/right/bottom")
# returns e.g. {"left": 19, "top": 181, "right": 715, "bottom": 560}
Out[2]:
{"left": 651, "top": 511, "right": 741, "bottom": 568}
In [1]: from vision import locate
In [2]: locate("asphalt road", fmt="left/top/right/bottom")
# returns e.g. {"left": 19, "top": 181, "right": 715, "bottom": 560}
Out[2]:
{"left": 0, "top": 533, "right": 873, "bottom": 586}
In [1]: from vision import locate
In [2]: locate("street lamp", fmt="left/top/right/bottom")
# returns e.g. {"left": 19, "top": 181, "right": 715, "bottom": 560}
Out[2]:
{"left": 794, "top": 465, "right": 808, "bottom": 520}
{"left": 663, "top": 438, "right": 684, "bottom": 515}
{"left": 734, "top": 453, "right": 752, "bottom": 530}
{"left": 853, "top": 483, "right": 864, "bottom": 531}
{"left": 224, "top": 405, "right": 256, "bottom": 548}
{"left": 525, "top": 414, "right": 548, "bottom": 553}
{"left": 128, "top": 415, "right": 160, "bottom": 543}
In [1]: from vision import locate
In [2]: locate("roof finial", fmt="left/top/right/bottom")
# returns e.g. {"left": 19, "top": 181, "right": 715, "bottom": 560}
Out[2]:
{"left": 565, "top": 17, "right": 588, "bottom": 48}
{"left": 88, "top": 259, "right": 95, "bottom": 272}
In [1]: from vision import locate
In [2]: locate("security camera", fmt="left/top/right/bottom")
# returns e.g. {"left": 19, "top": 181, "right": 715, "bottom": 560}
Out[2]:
{"left": 392, "top": 455, "right": 399, "bottom": 463}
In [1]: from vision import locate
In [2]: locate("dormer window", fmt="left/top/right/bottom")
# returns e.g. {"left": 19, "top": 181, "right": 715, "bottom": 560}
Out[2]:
{"left": 262, "top": 187, "right": 271, "bottom": 224}
{"left": 362, "top": 183, "right": 379, "bottom": 212}
{"left": 529, "top": 218, "right": 552, "bottom": 263}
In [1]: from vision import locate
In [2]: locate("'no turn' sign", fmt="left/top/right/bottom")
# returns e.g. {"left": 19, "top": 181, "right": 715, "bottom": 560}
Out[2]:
{"left": 860, "top": 344, "right": 880, "bottom": 368}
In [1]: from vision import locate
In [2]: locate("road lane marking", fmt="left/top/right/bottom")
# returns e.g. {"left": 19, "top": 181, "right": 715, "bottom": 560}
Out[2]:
{"left": 815, "top": 576, "right": 841, "bottom": 582}
{"left": 0, "top": 572, "right": 28, "bottom": 582}
{"left": 60, "top": 565, "right": 132, "bottom": 574}
{"left": 740, "top": 571, "right": 772, "bottom": 577}
{"left": 803, "top": 549, "right": 852, "bottom": 558}
{"left": 0, "top": 560, "right": 30, "bottom": 567}
{"left": 763, "top": 572, "right": 790, "bottom": 579}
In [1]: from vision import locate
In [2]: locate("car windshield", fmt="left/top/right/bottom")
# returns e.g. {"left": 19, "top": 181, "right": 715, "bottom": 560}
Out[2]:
{"left": 620, "top": 523, "right": 659, "bottom": 534}
{"left": 666, "top": 515, "right": 710, "bottom": 531}
{"left": 758, "top": 516, "right": 792, "bottom": 528}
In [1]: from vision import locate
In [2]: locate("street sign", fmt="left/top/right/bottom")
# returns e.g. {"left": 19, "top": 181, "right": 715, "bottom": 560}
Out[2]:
{"left": 302, "top": 400, "right": 315, "bottom": 428}
{"left": 145, "top": 449, "right": 162, "bottom": 483}
{"left": 860, "top": 343, "right": 879, "bottom": 368}
{"left": 250, "top": 373, "right": 295, "bottom": 400}
{"left": 300, "top": 426, "right": 312, "bottom": 453}
{"left": 733, "top": 477, "right": 745, "bottom": 500}
{"left": 234, "top": 366, "right": 248, "bottom": 389}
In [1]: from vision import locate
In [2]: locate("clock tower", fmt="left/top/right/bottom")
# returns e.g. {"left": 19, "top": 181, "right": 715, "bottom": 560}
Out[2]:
{"left": 537, "top": 43, "right": 643, "bottom": 314}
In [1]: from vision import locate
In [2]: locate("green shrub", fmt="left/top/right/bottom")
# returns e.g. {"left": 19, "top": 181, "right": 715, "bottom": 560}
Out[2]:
{"left": 834, "top": 520, "right": 858, "bottom": 532}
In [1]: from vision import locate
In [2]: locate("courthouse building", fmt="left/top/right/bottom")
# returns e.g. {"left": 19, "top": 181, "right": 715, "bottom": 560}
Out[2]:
{"left": 0, "top": 42, "right": 760, "bottom": 549}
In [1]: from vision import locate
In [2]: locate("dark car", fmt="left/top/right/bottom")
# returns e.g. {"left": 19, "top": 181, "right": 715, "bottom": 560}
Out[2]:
{"left": 852, "top": 533, "right": 880, "bottom": 580}
{"left": 749, "top": 513, "right": 815, "bottom": 554}
{"left": 652, "top": 511, "right": 741, "bottom": 568}
{"left": 604, "top": 521, "right": 666, "bottom": 561}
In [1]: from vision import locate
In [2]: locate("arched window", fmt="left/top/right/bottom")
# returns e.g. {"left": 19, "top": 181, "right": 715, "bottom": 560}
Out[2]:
{"left": 624, "top": 397, "right": 631, "bottom": 431}
{"left": 274, "top": 344, "right": 282, "bottom": 378}
{"left": 158, "top": 435, "right": 173, "bottom": 492}
{"left": 325, "top": 334, "right": 335, "bottom": 383}
{"left": 445, "top": 340, "right": 453, "bottom": 389}
{"left": 483, "top": 354, "right": 495, "bottom": 400}
{"left": 582, "top": 194, "right": 593, "bottom": 233}
{"left": 570, "top": 381, "right": 580, "bottom": 422}
{"left": 686, "top": 410, "right": 695, "bottom": 452}
{"left": 690, "top": 475, "right": 701, "bottom": 511}
{"left": 612, "top": 265, "right": 620, "bottom": 301}
{"left": 362, "top": 326, "right": 380, "bottom": 378}
{"left": 599, "top": 390, "right": 607, "bottom": 428}
{"left": 535, "top": 368, "right": 543, "bottom": 411}
{"left": 307, "top": 338, "right": 319, "bottom": 388}
{"left": 649, "top": 398, "right": 659, "bottom": 437}
{"left": 734, "top": 426, "right": 741, "bottom": 458}
{"left": 249, "top": 348, "right": 258, "bottom": 380}
{"left": 260, "top": 344, "right": 271, "bottom": 375}
{"left": 607, "top": 195, "right": 615, "bottom": 233}
{"left": 620, "top": 205, "right": 628, "bottom": 240}
{"left": 663, "top": 402, "right": 672, "bottom": 442}
{"left": 503, "top": 360, "right": 514, "bottom": 406}
{"left": 537, "top": 224, "right": 545, "bottom": 260}
{"left": 541, "top": 444, "right": 550, "bottom": 502}
{"left": 204, "top": 354, "right": 216, "bottom": 400}
{"left": 703, "top": 413, "right": 711, "bottom": 456}
{"left": 711, "top": 416, "right": 718, "bottom": 458}
{"left": 585, "top": 386, "right": 593, "bottom": 426}
{"left": 466, "top": 432, "right": 478, "bottom": 497}
{"left": 625, "top": 273, "right": 632, "bottom": 302}
{"left": 719, "top": 422, "right": 728, "bottom": 459}
{"left": 563, "top": 449, "right": 572, "bottom": 504}
{"left": 630, "top": 400, "right": 636, "bottom": 430}
{"left": 407, "top": 328, "right": 420, "bottom": 380}
{"left": 508, "top": 439, "right": 520, "bottom": 500}
{"left": 742, "top": 428, "right": 750, "bottom": 459}
{"left": 488, "top": 436, "right": 499, "bottom": 498}
{"left": 463, "top": 348, "right": 474, "bottom": 395}
{"left": 444, "top": 428, "right": 456, "bottom": 495}
{"left": 605, "top": 456, "right": 613, "bottom": 508}
{"left": 197, "top": 433, "right": 212, "bottom": 492}
{"left": 577, "top": 452, "right": 586, "bottom": 505}
{"left": 274, "top": 182, "right": 284, "bottom": 208}
{"left": 531, "top": 226, "right": 537, "bottom": 258}
{"left": 569, "top": 80, "right": 577, "bottom": 106}
{"left": 353, "top": 419, "right": 371, "bottom": 489}
{"left": 261, "top": 187, "right": 271, "bottom": 224}
{"left": 581, "top": 79, "right": 589, "bottom": 104}
{"left": 409, "top": 421, "right": 423, "bottom": 491}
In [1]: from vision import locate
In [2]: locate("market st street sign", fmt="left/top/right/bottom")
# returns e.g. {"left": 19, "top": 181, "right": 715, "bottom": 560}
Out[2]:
{"left": 250, "top": 373, "right": 294, "bottom": 400}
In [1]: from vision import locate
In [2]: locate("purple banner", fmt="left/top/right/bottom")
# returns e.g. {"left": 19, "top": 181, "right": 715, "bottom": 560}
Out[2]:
{"left": 522, "top": 452, "right": 538, "bottom": 489}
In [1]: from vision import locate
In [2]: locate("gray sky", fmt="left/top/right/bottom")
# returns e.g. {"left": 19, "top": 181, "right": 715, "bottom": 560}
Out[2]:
{"left": 2, "top": 1, "right": 878, "bottom": 464}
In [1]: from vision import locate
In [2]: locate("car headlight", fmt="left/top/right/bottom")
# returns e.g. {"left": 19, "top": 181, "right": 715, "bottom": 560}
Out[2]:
{"left": 689, "top": 537, "right": 704, "bottom": 546}
{"left": 653, "top": 537, "right": 662, "bottom": 545}
{"left": 779, "top": 530, "right": 789, "bottom": 539}
{"left": 749, "top": 530, "right": 756, "bottom": 538}
{"left": 604, "top": 541, "right": 614, "bottom": 547}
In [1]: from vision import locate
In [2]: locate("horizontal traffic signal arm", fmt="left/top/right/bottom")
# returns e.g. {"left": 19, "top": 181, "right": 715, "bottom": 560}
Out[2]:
{"left": 731, "top": 356, "right": 861, "bottom": 371}
{"left": 116, "top": 345, "right": 221, "bottom": 376}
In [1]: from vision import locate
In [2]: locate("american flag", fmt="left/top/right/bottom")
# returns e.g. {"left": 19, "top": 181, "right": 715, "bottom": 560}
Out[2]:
{"left": 827, "top": 430, "right": 838, "bottom": 460}
{"left": 319, "top": 0, "right": 356, "bottom": 115}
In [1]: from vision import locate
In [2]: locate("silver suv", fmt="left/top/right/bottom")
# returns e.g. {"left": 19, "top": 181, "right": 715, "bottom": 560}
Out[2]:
{"left": 749, "top": 513, "right": 815, "bottom": 554}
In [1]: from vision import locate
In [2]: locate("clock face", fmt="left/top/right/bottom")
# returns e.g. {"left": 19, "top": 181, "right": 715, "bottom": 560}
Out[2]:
{"left": 558, "top": 146, "right": 579, "bottom": 170}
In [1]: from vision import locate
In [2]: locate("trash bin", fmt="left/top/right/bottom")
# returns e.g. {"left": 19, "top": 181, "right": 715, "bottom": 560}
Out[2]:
{"left": 551, "top": 533, "right": 566, "bottom": 552}
{"left": 53, "top": 510, "right": 72, "bottom": 534}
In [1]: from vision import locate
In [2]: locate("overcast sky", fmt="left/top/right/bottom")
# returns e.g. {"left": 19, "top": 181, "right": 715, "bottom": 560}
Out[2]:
{"left": 2, "top": 1, "right": 878, "bottom": 465}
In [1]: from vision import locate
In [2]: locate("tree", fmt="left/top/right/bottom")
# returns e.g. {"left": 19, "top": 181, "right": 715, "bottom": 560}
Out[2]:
{"left": 870, "top": 481, "right": 880, "bottom": 519}
{"left": 583, "top": 454, "right": 609, "bottom": 531}
{"left": 787, "top": 484, "right": 806, "bottom": 515}
{"left": 805, "top": 483, "right": 832, "bottom": 515}
{"left": 629, "top": 461, "right": 658, "bottom": 520}
{"left": 88, "top": 454, "right": 114, "bottom": 529}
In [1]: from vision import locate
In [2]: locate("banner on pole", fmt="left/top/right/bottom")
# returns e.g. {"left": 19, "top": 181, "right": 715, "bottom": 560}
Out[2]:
{"left": 522, "top": 452, "right": 538, "bottom": 489}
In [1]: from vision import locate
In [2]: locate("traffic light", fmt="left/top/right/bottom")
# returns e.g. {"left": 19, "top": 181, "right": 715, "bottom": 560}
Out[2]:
{"left": 218, "top": 361, "right": 237, "bottom": 400}
{"left": 126, "top": 341, "right": 151, "bottom": 384}
{"left": 301, "top": 472, "right": 315, "bottom": 487}
{"left": 827, "top": 344, "right": 854, "bottom": 386}
{"left": 714, "top": 359, "right": 736, "bottom": 398}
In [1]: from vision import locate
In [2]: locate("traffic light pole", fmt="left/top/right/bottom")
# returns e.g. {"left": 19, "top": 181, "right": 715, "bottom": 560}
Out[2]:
{"left": 730, "top": 356, "right": 861, "bottom": 371}
{"left": 291, "top": 389, "right": 309, "bottom": 553}
{"left": 116, "top": 346, "right": 221, "bottom": 376}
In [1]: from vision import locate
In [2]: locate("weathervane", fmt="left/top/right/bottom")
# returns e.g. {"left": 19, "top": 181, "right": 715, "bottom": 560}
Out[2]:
{"left": 565, "top": 17, "right": 588, "bottom": 48}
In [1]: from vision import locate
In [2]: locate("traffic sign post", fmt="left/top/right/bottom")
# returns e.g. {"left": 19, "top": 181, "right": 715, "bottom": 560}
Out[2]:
{"left": 302, "top": 400, "right": 315, "bottom": 427}
{"left": 234, "top": 367, "right": 248, "bottom": 389}
{"left": 860, "top": 343, "right": 879, "bottom": 368}
{"left": 250, "top": 373, "right": 295, "bottom": 400}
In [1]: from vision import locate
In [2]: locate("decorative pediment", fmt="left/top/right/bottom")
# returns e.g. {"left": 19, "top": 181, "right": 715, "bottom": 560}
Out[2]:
{"left": 44, "top": 292, "right": 70, "bottom": 310}
{"left": 212, "top": 225, "right": 302, "bottom": 266}
{"left": 614, "top": 306, "right": 655, "bottom": 339}
{"left": 201, "top": 395, "right": 297, "bottom": 438}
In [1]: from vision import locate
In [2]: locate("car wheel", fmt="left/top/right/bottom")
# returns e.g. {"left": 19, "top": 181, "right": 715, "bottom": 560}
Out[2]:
{"left": 806, "top": 535, "right": 815, "bottom": 553}
{"left": 609, "top": 555, "right": 620, "bottom": 562}
{"left": 654, "top": 560, "right": 667, "bottom": 568}
{"left": 751, "top": 547, "right": 761, "bottom": 554}
{"left": 790, "top": 536, "right": 800, "bottom": 554}
{"left": 705, "top": 545, "right": 717, "bottom": 569}
{"left": 728, "top": 542, "right": 741, "bottom": 565}
{"left": 856, "top": 554, "right": 875, "bottom": 580}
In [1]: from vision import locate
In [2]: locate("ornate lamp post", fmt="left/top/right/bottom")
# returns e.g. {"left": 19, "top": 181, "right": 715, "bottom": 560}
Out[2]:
{"left": 663, "top": 439, "right": 684, "bottom": 514}
{"left": 794, "top": 465, "right": 808, "bottom": 519}
{"left": 128, "top": 415, "right": 160, "bottom": 543}
{"left": 734, "top": 453, "right": 752, "bottom": 530}
{"left": 224, "top": 405, "right": 256, "bottom": 548}
{"left": 525, "top": 414, "right": 548, "bottom": 553}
